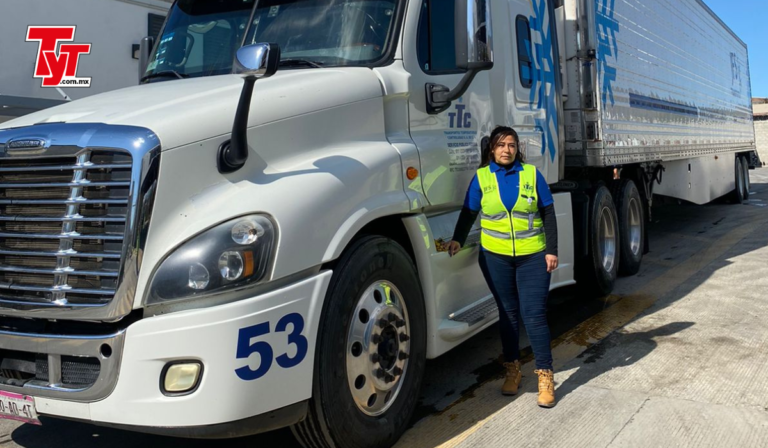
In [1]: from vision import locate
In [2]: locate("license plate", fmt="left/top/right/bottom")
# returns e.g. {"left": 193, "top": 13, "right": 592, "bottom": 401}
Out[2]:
{"left": 0, "top": 391, "right": 41, "bottom": 425}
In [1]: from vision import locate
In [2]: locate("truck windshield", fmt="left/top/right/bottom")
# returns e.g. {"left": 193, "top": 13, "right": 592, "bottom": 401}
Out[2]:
{"left": 144, "top": 0, "right": 400, "bottom": 81}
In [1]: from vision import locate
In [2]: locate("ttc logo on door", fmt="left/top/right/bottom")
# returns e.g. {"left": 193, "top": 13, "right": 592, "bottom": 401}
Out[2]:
{"left": 26, "top": 26, "right": 92, "bottom": 88}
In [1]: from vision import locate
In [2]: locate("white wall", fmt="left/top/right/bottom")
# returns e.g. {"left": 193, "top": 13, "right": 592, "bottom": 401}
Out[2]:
{"left": 0, "top": 0, "right": 170, "bottom": 102}
{"left": 755, "top": 120, "right": 768, "bottom": 165}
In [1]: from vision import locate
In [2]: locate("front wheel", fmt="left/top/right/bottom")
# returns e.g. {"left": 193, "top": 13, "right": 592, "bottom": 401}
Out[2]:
{"left": 292, "top": 236, "right": 426, "bottom": 448}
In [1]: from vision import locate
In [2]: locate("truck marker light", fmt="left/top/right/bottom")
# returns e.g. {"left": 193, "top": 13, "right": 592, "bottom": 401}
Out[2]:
{"left": 406, "top": 167, "right": 419, "bottom": 180}
{"left": 163, "top": 362, "right": 202, "bottom": 394}
{"left": 243, "top": 250, "right": 254, "bottom": 277}
{"left": 188, "top": 263, "right": 210, "bottom": 290}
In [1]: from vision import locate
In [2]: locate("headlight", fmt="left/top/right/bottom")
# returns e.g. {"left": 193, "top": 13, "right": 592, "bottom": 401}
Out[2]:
{"left": 145, "top": 215, "right": 276, "bottom": 304}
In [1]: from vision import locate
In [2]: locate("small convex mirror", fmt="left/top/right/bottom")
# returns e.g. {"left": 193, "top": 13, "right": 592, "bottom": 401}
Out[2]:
{"left": 455, "top": 0, "right": 494, "bottom": 70}
{"left": 234, "top": 43, "right": 281, "bottom": 78}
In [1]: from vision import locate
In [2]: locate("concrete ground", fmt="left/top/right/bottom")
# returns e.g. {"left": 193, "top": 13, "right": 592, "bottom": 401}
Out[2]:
{"left": 3, "top": 168, "right": 768, "bottom": 448}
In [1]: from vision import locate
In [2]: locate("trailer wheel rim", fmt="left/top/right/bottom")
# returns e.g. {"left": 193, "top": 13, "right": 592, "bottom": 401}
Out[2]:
{"left": 598, "top": 205, "right": 617, "bottom": 272}
{"left": 738, "top": 160, "right": 746, "bottom": 199}
{"left": 628, "top": 197, "right": 642, "bottom": 256}
{"left": 346, "top": 280, "right": 410, "bottom": 417}
{"left": 743, "top": 160, "right": 750, "bottom": 195}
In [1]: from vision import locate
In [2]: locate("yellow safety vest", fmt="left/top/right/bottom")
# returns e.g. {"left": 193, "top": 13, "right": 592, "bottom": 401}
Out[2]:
{"left": 477, "top": 163, "right": 546, "bottom": 257}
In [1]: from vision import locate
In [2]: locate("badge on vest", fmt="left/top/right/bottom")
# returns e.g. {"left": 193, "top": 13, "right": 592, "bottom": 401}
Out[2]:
{"left": 483, "top": 185, "right": 497, "bottom": 194}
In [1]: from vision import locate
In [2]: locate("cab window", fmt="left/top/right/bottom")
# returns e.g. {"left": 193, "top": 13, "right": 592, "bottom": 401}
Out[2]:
{"left": 417, "top": 0, "right": 462, "bottom": 73}
{"left": 516, "top": 16, "right": 534, "bottom": 88}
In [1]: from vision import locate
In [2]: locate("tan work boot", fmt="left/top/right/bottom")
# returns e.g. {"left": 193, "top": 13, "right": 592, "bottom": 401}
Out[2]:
{"left": 534, "top": 369, "right": 556, "bottom": 408}
{"left": 501, "top": 360, "right": 522, "bottom": 395}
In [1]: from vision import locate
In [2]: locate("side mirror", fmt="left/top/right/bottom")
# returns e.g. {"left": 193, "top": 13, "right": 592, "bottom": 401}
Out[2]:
{"left": 234, "top": 43, "right": 281, "bottom": 78}
{"left": 218, "top": 43, "right": 281, "bottom": 174}
{"left": 426, "top": 0, "right": 494, "bottom": 114}
{"left": 138, "top": 36, "right": 155, "bottom": 83}
{"left": 455, "top": 0, "right": 494, "bottom": 70}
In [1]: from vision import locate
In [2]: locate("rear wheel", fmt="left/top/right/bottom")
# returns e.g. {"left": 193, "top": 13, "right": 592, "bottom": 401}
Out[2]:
{"left": 613, "top": 179, "right": 644, "bottom": 276}
{"left": 730, "top": 158, "right": 746, "bottom": 204}
{"left": 741, "top": 156, "right": 750, "bottom": 198}
{"left": 577, "top": 185, "right": 619, "bottom": 297}
{"left": 292, "top": 236, "right": 426, "bottom": 448}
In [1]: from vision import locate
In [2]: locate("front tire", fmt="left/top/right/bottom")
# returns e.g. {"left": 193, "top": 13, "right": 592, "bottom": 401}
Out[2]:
{"left": 292, "top": 236, "right": 426, "bottom": 448}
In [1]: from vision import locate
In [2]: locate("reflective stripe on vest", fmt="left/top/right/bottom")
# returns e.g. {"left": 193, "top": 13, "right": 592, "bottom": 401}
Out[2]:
{"left": 476, "top": 163, "right": 547, "bottom": 256}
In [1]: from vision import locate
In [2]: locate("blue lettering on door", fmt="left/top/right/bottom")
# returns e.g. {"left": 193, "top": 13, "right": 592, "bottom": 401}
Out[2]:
{"left": 448, "top": 100, "right": 472, "bottom": 129}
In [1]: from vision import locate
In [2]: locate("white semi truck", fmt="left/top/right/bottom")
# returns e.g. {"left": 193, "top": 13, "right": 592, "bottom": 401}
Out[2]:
{"left": 0, "top": 0, "right": 756, "bottom": 447}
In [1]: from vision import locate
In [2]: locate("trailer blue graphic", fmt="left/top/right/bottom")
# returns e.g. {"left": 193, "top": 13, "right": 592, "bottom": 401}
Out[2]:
{"left": 595, "top": 0, "right": 619, "bottom": 107}
{"left": 529, "top": 0, "right": 559, "bottom": 163}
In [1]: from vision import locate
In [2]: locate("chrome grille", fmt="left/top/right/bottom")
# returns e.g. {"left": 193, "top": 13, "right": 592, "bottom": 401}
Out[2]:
{"left": 0, "top": 150, "right": 132, "bottom": 307}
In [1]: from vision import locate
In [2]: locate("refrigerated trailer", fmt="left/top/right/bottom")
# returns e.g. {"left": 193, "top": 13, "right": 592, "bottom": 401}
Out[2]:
{"left": 0, "top": 0, "right": 756, "bottom": 447}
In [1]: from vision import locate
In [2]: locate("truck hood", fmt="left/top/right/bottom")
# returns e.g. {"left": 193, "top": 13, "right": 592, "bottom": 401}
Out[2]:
{"left": 0, "top": 68, "right": 385, "bottom": 150}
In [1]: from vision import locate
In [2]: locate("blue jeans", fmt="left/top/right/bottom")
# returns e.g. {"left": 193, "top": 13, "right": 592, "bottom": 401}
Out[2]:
{"left": 478, "top": 250, "right": 553, "bottom": 370}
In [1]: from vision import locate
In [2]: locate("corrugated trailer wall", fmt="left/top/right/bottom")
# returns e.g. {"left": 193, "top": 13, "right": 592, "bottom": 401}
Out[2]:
{"left": 577, "top": 0, "right": 755, "bottom": 167}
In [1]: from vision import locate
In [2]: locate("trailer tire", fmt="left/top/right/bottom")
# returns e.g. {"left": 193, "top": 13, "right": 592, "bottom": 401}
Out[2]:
{"left": 292, "top": 236, "right": 426, "bottom": 448}
{"left": 577, "top": 185, "right": 619, "bottom": 297}
{"left": 741, "top": 156, "right": 750, "bottom": 198}
{"left": 613, "top": 179, "right": 644, "bottom": 276}
{"left": 730, "top": 158, "right": 746, "bottom": 204}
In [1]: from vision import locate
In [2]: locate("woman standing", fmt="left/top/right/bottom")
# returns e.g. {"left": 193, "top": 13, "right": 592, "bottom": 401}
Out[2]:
{"left": 448, "top": 126, "right": 559, "bottom": 408}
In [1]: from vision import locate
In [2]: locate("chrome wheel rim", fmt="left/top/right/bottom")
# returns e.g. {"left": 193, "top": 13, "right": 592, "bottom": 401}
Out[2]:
{"left": 346, "top": 281, "right": 410, "bottom": 417}
{"left": 628, "top": 197, "right": 642, "bottom": 256}
{"left": 598, "top": 205, "right": 617, "bottom": 272}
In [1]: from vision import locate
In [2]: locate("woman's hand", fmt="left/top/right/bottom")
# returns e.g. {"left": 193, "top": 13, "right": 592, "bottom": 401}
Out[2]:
{"left": 546, "top": 254, "right": 559, "bottom": 273}
{"left": 448, "top": 241, "right": 462, "bottom": 257}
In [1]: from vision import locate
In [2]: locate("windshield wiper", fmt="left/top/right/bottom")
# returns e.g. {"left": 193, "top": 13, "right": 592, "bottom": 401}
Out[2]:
{"left": 278, "top": 59, "right": 324, "bottom": 69}
{"left": 140, "top": 70, "right": 190, "bottom": 83}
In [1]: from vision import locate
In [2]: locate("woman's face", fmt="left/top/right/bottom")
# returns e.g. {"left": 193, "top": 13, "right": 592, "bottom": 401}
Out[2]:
{"left": 492, "top": 135, "right": 517, "bottom": 165}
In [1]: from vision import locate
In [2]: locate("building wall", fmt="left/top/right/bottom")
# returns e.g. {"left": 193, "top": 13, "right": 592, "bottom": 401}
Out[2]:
{"left": 756, "top": 119, "right": 768, "bottom": 165}
{"left": 0, "top": 0, "right": 170, "bottom": 103}
{"left": 754, "top": 98, "right": 768, "bottom": 165}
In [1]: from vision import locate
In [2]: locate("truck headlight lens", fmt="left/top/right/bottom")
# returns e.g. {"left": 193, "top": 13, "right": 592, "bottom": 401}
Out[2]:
{"left": 146, "top": 215, "right": 276, "bottom": 304}
{"left": 188, "top": 263, "right": 210, "bottom": 290}
{"left": 219, "top": 251, "right": 245, "bottom": 280}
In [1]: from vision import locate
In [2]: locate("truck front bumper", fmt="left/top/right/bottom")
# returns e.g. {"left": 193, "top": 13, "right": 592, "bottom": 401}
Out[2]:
{"left": 0, "top": 271, "right": 332, "bottom": 435}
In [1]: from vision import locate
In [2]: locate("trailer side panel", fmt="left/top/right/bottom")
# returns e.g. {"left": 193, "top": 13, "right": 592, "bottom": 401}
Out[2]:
{"left": 572, "top": 0, "right": 755, "bottom": 167}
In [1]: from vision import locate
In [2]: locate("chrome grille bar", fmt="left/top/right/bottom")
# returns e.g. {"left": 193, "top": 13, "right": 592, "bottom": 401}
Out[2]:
{"left": 0, "top": 199, "right": 129, "bottom": 205}
{"left": 0, "top": 181, "right": 131, "bottom": 188}
{"left": 0, "top": 249, "right": 122, "bottom": 258}
{"left": 0, "top": 216, "right": 127, "bottom": 223}
{"left": 0, "top": 163, "right": 132, "bottom": 172}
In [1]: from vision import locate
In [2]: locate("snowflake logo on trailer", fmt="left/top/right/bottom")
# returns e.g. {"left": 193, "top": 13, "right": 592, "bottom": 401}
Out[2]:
{"left": 26, "top": 26, "right": 92, "bottom": 88}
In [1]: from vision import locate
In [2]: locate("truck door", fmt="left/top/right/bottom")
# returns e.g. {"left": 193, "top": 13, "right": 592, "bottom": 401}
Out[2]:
{"left": 405, "top": 0, "right": 560, "bottom": 204}
{"left": 507, "top": 0, "right": 562, "bottom": 183}
{"left": 405, "top": 0, "right": 494, "bottom": 208}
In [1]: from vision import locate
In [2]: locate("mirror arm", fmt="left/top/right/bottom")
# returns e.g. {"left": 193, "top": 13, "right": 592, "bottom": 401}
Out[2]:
{"left": 426, "top": 67, "right": 485, "bottom": 115}
{"left": 217, "top": 75, "right": 257, "bottom": 174}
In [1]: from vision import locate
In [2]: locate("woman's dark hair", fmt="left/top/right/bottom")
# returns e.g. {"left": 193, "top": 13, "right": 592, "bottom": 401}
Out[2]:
{"left": 479, "top": 126, "right": 524, "bottom": 168}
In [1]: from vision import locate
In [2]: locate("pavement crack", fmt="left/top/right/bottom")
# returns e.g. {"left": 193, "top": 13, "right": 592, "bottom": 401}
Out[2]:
{"left": 606, "top": 397, "right": 651, "bottom": 448}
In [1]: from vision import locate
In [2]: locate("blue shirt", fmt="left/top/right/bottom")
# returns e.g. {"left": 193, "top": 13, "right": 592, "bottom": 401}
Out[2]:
{"left": 463, "top": 161, "right": 554, "bottom": 212}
